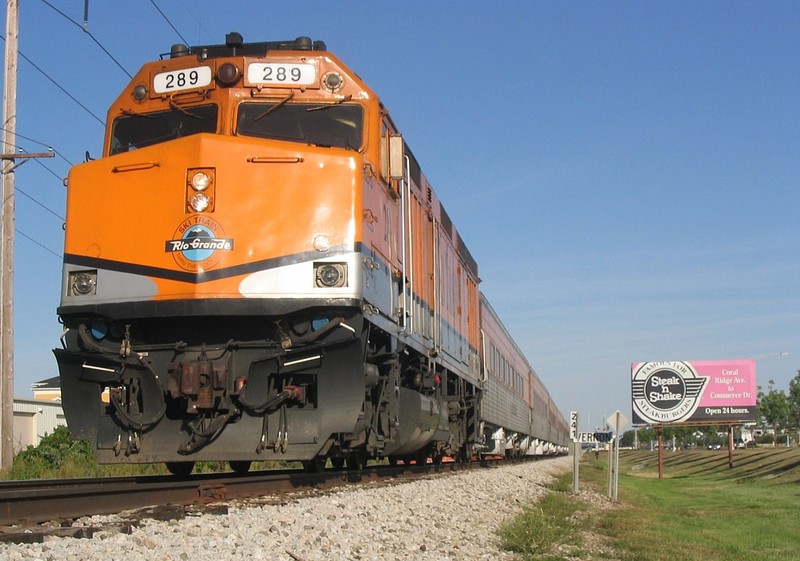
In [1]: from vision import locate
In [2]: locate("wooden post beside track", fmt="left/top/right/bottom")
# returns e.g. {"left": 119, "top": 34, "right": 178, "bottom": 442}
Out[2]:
{"left": 728, "top": 425, "right": 734, "bottom": 469}
{"left": 0, "top": 0, "right": 55, "bottom": 470}
{"left": 0, "top": 0, "right": 20, "bottom": 473}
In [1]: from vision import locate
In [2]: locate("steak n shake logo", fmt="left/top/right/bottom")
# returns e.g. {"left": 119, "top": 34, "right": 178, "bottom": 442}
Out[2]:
{"left": 166, "top": 215, "right": 233, "bottom": 271}
{"left": 631, "top": 362, "right": 708, "bottom": 424}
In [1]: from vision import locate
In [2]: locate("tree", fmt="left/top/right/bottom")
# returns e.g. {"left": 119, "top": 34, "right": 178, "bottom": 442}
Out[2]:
{"left": 620, "top": 429, "right": 636, "bottom": 447}
{"left": 757, "top": 379, "right": 790, "bottom": 446}
{"left": 788, "top": 370, "right": 800, "bottom": 431}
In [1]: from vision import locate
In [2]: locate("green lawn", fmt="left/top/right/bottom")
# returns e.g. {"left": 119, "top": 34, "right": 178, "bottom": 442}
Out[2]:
{"left": 501, "top": 448, "right": 800, "bottom": 561}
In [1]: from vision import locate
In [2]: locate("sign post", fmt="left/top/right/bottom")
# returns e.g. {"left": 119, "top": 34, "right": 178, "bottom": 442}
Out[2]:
{"left": 570, "top": 411, "right": 579, "bottom": 494}
{"left": 607, "top": 410, "right": 629, "bottom": 500}
{"left": 607, "top": 433, "right": 613, "bottom": 498}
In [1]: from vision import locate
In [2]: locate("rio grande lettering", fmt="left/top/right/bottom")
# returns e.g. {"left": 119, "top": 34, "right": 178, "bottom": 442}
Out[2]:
{"left": 166, "top": 238, "right": 233, "bottom": 252}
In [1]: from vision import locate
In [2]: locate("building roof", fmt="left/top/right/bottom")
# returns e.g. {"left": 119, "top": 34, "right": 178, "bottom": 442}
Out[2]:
{"left": 32, "top": 376, "right": 60, "bottom": 390}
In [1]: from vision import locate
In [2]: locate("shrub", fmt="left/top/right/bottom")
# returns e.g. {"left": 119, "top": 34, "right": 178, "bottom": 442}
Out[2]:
{"left": 8, "top": 425, "right": 95, "bottom": 479}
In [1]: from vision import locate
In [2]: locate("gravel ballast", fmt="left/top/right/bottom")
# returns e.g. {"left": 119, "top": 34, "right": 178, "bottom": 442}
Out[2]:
{"left": 2, "top": 456, "right": 572, "bottom": 561}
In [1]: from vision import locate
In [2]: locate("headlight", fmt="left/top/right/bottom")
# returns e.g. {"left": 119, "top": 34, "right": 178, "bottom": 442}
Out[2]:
{"left": 322, "top": 72, "right": 344, "bottom": 93}
{"left": 314, "top": 263, "right": 347, "bottom": 288}
{"left": 190, "top": 171, "right": 211, "bottom": 191}
{"left": 186, "top": 168, "right": 215, "bottom": 213}
{"left": 132, "top": 84, "right": 148, "bottom": 101}
{"left": 189, "top": 192, "right": 210, "bottom": 212}
{"left": 69, "top": 270, "right": 97, "bottom": 296}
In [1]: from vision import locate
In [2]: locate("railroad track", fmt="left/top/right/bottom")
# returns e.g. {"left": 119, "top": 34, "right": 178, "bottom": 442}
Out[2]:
{"left": 0, "top": 461, "right": 485, "bottom": 541}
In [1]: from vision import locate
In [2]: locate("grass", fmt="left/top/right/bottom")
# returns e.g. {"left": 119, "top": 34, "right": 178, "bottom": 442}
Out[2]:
{"left": 499, "top": 447, "right": 800, "bottom": 561}
{"left": 498, "top": 472, "right": 589, "bottom": 560}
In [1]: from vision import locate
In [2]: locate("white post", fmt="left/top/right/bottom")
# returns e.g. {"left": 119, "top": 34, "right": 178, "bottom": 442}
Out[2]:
{"left": 613, "top": 414, "right": 621, "bottom": 500}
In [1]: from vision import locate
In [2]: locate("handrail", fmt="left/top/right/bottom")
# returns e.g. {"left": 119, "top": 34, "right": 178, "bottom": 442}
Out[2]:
{"left": 404, "top": 155, "right": 414, "bottom": 336}
{"left": 247, "top": 156, "right": 304, "bottom": 164}
{"left": 111, "top": 162, "right": 160, "bottom": 173}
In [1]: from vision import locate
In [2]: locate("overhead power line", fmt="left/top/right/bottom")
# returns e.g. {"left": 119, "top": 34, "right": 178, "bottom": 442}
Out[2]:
{"left": 16, "top": 229, "right": 62, "bottom": 259}
{"left": 0, "top": 127, "right": 75, "bottom": 166}
{"left": 176, "top": 0, "right": 216, "bottom": 44}
{"left": 0, "top": 33, "right": 105, "bottom": 126}
{"left": 148, "top": 0, "right": 189, "bottom": 45}
{"left": 0, "top": 146, "right": 65, "bottom": 222}
{"left": 16, "top": 184, "right": 65, "bottom": 222}
{"left": 39, "top": 0, "right": 133, "bottom": 79}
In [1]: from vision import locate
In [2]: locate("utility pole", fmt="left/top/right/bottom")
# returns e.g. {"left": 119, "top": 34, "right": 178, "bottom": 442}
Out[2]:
{"left": 0, "top": 0, "right": 53, "bottom": 470}
{"left": 0, "top": 0, "right": 20, "bottom": 472}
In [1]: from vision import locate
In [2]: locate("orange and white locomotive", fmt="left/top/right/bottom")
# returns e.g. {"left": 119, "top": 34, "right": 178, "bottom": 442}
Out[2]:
{"left": 54, "top": 34, "right": 567, "bottom": 474}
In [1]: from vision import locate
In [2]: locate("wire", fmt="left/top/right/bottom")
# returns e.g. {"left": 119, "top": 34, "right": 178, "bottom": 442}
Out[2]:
{"left": 16, "top": 229, "right": 62, "bottom": 260}
{"left": 0, "top": 34, "right": 105, "bottom": 127}
{"left": 148, "top": 0, "right": 189, "bottom": 45}
{"left": 16, "top": 185, "right": 65, "bottom": 222}
{"left": 0, "top": 136, "right": 68, "bottom": 222}
{"left": 39, "top": 0, "right": 133, "bottom": 79}
{"left": 0, "top": 127, "right": 75, "bottom": 166}
{"left": 176, "top": 0, "right": 217, "bottom": 43}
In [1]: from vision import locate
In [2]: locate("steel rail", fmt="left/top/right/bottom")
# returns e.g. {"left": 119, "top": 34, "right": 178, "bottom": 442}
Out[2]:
{"left": 0, "top": 461, "right": 478, "bottom": 528}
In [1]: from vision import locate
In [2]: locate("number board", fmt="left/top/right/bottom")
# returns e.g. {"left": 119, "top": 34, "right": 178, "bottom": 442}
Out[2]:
{"left": 247, "top": 63, "right": 317, "bottom": 86}
{"left": 569, "top": 411, "right": 578, "bottom": 441}
{"left": 153, "top": 66, "right": 213, "bottom": 94}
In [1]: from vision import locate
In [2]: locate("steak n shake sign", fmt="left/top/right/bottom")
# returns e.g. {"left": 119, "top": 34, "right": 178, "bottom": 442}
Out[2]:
{"left": 631, "top": 360, "right": 756, "bottom": 425}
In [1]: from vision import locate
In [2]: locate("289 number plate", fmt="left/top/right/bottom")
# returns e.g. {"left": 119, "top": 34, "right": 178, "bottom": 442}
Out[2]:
{"left": 153, "top": 66, "right": 213, "bottom": 94}
{"left": 247, "top": 63, "right": 316, "bottom": 86}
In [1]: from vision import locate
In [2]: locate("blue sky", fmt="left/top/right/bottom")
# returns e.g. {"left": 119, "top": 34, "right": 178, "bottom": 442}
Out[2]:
{"left": 2, "top": 1, "right": 798, "bottom": 431}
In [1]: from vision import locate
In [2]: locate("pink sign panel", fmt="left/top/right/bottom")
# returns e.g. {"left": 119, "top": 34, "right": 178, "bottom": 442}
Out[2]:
{"left": 631, "top": 360, "right": 756, "bottom": 425}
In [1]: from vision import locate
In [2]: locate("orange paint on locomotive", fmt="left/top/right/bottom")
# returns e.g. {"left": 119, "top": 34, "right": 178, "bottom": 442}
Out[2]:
{"left": 63, "top": 50, "right": 379, "bottom": 301}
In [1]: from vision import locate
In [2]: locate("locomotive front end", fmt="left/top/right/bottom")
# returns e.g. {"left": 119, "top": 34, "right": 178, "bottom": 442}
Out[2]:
{"left": 54, "top": 35, "right": 378, "bottom": 470}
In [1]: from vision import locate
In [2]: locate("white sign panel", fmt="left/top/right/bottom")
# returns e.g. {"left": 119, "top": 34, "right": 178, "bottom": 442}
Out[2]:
{"left": 570, "top": 411, "right": 578, "bottom": 442}
{"left": 247, "top": 63, "right": 317, "bottom": 86}
{"left": 153, "top": 66, "right": 213, "bottom": 94}
{"left": 607, "top": 409, "right": 630, "bottom": 432}
{"left": 577, "top": 432, "right": 614, "bottom": 444}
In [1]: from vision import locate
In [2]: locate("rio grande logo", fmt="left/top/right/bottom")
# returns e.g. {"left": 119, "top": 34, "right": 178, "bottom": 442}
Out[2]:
{"left": 631, "top": 362, "right": 708, "bottom": 423}
{"left": 166, "top": 215, "right": 233, "bottom": 272}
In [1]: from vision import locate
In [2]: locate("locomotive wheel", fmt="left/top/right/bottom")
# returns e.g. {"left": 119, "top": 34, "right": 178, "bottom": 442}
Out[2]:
{"left": 330, "top": 457, "right": 345, "bottom": 470}
{"left": 165, "top": 461, "right": 195, "bottom": 477}
{"left": 302, "top": 456, "right": 326, "bottom": 473}
{"left": 229, "top": 461, "right": 252, "bottom": 474}
{"left": 346, "top": 450, "right": 366, "bottom": 472}
{"left": 456, "top": 447, "right": 471, "bottom": 464}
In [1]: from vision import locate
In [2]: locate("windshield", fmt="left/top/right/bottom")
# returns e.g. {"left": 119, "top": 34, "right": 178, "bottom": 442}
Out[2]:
{"left": 110, "top": 104, "right": 218, "bottom": 155}
{"left": 237, "top": 102, "right": 363, "bottom": 150}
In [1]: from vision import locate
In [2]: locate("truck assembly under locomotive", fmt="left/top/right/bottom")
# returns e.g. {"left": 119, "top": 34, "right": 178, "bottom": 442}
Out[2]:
{"left": 54, "top": 33, "right": 568, "bottom": 475}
